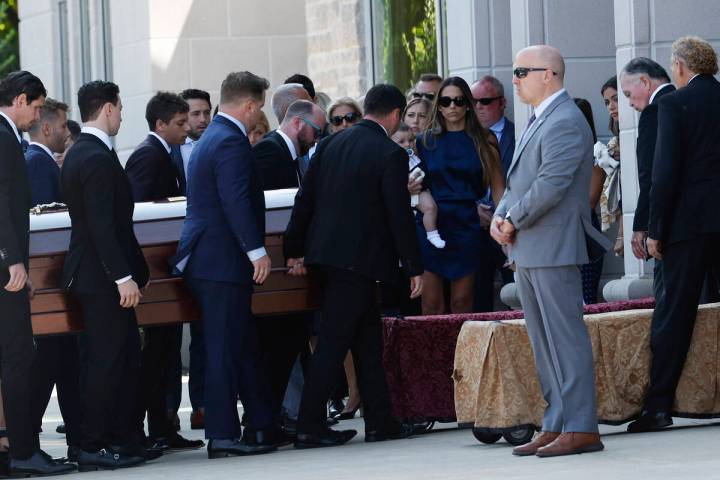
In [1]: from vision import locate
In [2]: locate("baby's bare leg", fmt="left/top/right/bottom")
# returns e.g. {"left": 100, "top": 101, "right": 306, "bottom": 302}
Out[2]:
{"left": 418, "top": 191, "right": 438, "bottom": 232}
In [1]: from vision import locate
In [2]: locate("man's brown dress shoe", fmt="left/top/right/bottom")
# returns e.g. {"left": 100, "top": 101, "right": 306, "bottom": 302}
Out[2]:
{"left": 535, "top": 432, "right": 604, "bottom": 457}
{"left": 191, "top": 409, "right": 205, "bottom": 430}
{"left": 512, "top": 431, "right": 559, "bottom": 456}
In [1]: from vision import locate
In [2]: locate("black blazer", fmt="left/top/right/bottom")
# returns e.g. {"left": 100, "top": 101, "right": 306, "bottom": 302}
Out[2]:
{"left": 649, "top": 75, "right": 720, "bottom": 244}
{"left": 125, "top": 134, "right": 180, "bottom": 202}
{"left": 253, "top": 130, "right": 300, "bottom": 190}
{"left": 284, "top": 120, "right": 423, "bottom": 283}
{"left": 170, "top": 145, "right": 187, "bottom": 196}
{"left": 632, "top": 83, "right": 675, "bottom": 232}
{"left": 61, "top": 133, "right": 149, "bottom": 294}
{"left": 0, "top": 115, "right": 31, "bottom": 284}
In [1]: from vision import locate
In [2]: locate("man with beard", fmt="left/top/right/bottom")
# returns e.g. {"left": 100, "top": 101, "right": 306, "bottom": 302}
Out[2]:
{"left": 252, "top": 99, "right": 326, "bottom": 440}
{"left": 173, "top": 89, "right": 212, "bottom": 195}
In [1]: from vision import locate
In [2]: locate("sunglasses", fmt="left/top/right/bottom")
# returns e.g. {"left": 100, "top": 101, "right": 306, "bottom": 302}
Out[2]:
{"left": 513, "top": 67, "right": 557, "bottom": 79}
{"left": 474, "top": 96, "right": 502, "bottom": 106}
{"left": 412, "top": 92, "right": 435, "bottom": 100}
{"left": 300, "top": 117, "right": 323, "bottom": 139}
{"left": 329, "top": 112, "right": 360, "bottom": 126}
{"left": 437, "top": 96, "right": 468, "bottom": 108}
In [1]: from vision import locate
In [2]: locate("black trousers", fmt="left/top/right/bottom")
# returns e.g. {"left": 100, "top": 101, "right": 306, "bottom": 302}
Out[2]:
{"left": 257, "top": 314, "right": 310, "bottom": 420}
{"left": 0, "top": 288, "right": 36, "bottom": 460}
{"left": 136, "top": 325, "right": 180, "bottom": 440}
{"left": 76, "top": 293, "right": 141, "bottom": 452}
{"left": 644, "top": 234, "right": 720, "bottom": 412}
{"left": 29, "top": 335, "right": 82, "bottom": 448}
{"left": 297, "top": 267, "right": 394, "bottom": 434}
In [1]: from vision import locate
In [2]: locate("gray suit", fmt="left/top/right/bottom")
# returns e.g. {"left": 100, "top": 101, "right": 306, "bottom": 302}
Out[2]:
{"left": 496, "top": 90, "right": 611, "bottom": 433}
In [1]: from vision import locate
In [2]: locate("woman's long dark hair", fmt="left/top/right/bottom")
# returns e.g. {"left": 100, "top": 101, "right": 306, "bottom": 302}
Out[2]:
{"left": 601, "top": 75, "right": 619, "bottom": 136}
{"left": 420, "top": 76, "right": 500, "bottom": 188}
{"left": 574, "top": 98, "right": 597, "bottom": 143}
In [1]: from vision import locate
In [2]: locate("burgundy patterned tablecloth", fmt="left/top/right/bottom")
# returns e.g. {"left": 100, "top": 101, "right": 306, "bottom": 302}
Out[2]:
{"left": 382, "top": 298, "right": 656, "bottom": 423}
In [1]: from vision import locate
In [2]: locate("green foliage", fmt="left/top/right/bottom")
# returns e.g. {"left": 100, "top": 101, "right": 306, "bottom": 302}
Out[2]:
{"left": 383, "top": 0, "right": 438, "bottom": 91}
{"left": 0, "top": 0, "right": 19, "bottom": 78}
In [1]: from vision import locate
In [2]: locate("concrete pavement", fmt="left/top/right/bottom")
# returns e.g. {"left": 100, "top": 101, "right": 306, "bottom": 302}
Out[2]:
{"left": 37, "top": 379, "right": 720, "bottom": 480}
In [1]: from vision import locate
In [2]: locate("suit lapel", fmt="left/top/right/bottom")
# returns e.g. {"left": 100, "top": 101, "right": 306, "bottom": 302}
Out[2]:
{"left": 507, "top": 92, "right": 571, "bottom": 176}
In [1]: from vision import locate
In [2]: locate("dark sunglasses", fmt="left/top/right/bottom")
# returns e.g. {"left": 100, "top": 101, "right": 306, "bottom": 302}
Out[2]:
{"left": 300, "top": 117, "right": 322, "bottom": 139}
{"left": 474, "top": 96, "right": 502, "bottom": 106}
{"left": 437, "top": 96, "right": 468, "bottom": 108}
{"left": 412, "top": 92, "right": 435, "bottom": 100}
{"left": 329, "top": 112, "right": 360, "bottom": 126}
{"left": 513, "top": 67, "right": 557, "bottom": 79}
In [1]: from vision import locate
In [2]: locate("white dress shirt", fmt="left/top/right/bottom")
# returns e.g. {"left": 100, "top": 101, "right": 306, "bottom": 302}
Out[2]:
{"left": 149, "top": 131, "right": 171, "bottom": 153}
{"left": 649, "top": 83, "right": 672, "bottom": 104}
{"left": 180, "top": 137, "right": 195, "bottom": 178}
{"left": 28, "top": 141, "right": 54, "bottom": 158}
{"left": 276, "top": 129, "right": 298, "bottom": 160}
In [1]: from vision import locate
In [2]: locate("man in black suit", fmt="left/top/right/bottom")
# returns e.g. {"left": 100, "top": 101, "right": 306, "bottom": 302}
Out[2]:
{"left": 61, "top": 81, "right": 150, "bottom": 470}
{"left": 285, "top": 84, "right": 423, "bottom": 448}
{"left": 25, "top": 97, "right": 84, "bottom": 461}
{"left": 124, "top": 92, "right": 202, "bottom": 452}
{"left": 629, "top": 36, "right": 720, "bottom": 433}
{"left": 252, "top": 100, "right": 326, "bottom": 430}
{"left": 166, "top": 88, "right": 213, "bottom": 431}
{"left": 0, "top": 71, "right": 75, "bottom": 477}
{"left": 172, "top": 71, "right": 277, "bottom": 458}
{"left": 619, "top": 57, "right": 674, "bottom": 300}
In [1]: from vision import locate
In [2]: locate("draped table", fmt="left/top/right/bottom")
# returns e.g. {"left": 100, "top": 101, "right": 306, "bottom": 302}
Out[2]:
{"left": 453, "top": 303, "right": 720, "bottom": 442}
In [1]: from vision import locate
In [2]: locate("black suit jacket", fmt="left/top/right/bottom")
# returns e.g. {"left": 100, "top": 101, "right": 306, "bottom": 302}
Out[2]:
{"left": 284, "top": 120, "right": 422, "bottom": 283}
{"left": 25, "top": 143, "right": 62, "bottom": 206}
{"left": 633, "top": 83, "right": 675, "bottom": 232}
{"left": 125, "top": 134, "right": 180, "bottom": 202}
{"left": 170, "top": 144, "right": 187, "bottom": 195}
{"left": 0, "top": 115, "right": 31, "bottom": 283}
{"left": 253, "top": 130, "right": 300, "bottom": 190}
{"left": 649, "top": 75, "right": 720, "bottom": 245}
{"left": 61, "top": 133, "right": 149, "bottom": 294}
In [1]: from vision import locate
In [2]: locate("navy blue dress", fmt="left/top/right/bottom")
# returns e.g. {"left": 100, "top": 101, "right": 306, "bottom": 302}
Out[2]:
{"left": 416, "top": 131, "right": 490, "bottom": 280}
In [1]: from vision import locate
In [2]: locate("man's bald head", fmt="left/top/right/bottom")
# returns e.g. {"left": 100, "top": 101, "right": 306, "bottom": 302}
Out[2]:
{"left": 517, "top": 45, "right": 565, "bottom": 80}
{"left": 271, "top": 83, "right": 311, "bottom": 123}
{"left": 513, "top": 45, "right": 566, "bottom": 107}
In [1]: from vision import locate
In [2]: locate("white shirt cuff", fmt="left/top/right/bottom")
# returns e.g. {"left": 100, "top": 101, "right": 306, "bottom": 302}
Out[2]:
{"left": 247, "top": 247, "right": 267, "bottom": 262}
{"left": 115, "top": 275, "right": 132, "bottom": 285}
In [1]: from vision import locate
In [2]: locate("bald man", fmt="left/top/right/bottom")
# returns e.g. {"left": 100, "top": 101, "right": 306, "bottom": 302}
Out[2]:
{"left": 491, "top": 45, "right": 611, "bottom": 457}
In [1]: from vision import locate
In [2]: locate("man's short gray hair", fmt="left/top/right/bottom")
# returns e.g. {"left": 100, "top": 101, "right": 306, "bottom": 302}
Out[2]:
{"left": 272, "top": 83, "right": 310, "bottom": 123}
{"left": 620, "top": 57, "right": 671, "bottom": 83}
{"left": 477, "top": 75, "right": 504, "bottom": 97}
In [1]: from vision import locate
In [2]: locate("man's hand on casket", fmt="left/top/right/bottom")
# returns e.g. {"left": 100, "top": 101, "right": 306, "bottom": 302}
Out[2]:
{"left": 286, "top": 258, "right": 307, "bottom": 276}
{"left": 4, "top": 263, "right": 28, "bottom": 292}
{"left": 118, "top": 279, "right": 142, "bottom": 308}
{"left": 409, "top": 275, "right": 423, "bottom": 299}
{"left": 252, "top": 255, "right": 272, "bottom": 284}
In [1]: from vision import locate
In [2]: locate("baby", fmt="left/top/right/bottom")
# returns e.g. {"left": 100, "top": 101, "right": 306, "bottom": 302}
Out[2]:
{"left": 392, "top": 123, "right": 445, "bottom": 249}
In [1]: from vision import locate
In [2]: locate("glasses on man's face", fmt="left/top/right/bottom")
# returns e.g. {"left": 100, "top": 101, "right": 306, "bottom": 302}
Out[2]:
{"left": 474, "top": 96, "right": 502, "bottom": 106}
{"left": 300, "top": 117, "right": 322, "bottom": 139}
{"left": 412, "top": 92, "right": 435, "bottom": 101}
{"left": 329, "top": 112, "right": 360, "bottom": 127}
{"left": 513, "top": 67, "right": 557, "bottom": 79}
{"left": 437, "top": 96, "right": 468, "bottom": 108}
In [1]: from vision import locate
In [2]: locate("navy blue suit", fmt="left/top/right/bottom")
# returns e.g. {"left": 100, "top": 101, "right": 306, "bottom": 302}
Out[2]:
{"left": 172, "top": 114, "right": 272, "bottom": 439}
{"left": 25, "top": 143, "right": 61, "bottom": 206}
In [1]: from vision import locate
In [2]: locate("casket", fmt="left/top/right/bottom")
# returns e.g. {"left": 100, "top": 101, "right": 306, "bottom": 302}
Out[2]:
{"left": 29, "top": 189, "right": 320, "bottom": 335}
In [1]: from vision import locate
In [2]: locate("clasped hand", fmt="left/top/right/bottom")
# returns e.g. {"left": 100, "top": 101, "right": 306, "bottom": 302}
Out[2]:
{"left": 490, "top": 216, "right": 516, "bottom": 246}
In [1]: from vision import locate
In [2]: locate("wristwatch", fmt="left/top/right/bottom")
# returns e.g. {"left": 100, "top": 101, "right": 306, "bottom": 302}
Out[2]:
{"left": 504, "top": 213, "right": 514, "bottom": 226}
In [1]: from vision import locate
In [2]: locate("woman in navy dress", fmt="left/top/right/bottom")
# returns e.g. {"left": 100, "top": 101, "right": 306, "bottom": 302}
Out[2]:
{"left": 417, "top": 76, "right": 505, "bottom": 314}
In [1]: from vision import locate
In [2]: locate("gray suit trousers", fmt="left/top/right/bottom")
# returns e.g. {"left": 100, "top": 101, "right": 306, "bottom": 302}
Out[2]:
{"left": 515, "top": 265, "right": 599, "bottom": 433}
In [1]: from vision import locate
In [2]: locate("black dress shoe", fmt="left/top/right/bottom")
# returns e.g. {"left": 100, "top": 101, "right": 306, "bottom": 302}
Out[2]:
{"left": 365, "top": 422, "right": 416, "bottom": 442}
{"left": 335, "top": 402, "right": 363, "bottom": 421}
{"left": 207, "top": 439, "right": 277, "bottom": 459}
{"left": 243, "top": 428, "right": 293, "bottom": 448}
{"left": 9, "top": 451, "right": 76, "bottom": 477}
{"left": 627, "top": 411, "right": 673, "bottom": 433}
{"left": 157, "top": 433, "right": 205, "bottom": 452}
{"left": 111, "top": 442, "right": 163, "bottom": 461}
{"left": 56, "top": 424, "right": 66, "bottom": 435}
{"left": 77, "top": 448, "right": 145, "bottom": 472}
{"left": 67, "top": 446, "right": 80, "bottom": 463}
{"left": 294, "top": 428, "right": 357, "bottom": 449}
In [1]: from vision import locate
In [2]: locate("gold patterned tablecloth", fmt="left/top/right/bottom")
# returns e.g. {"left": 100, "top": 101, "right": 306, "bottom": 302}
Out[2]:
{"left": 453, "top": 303, "right": 720, "bottom": 429}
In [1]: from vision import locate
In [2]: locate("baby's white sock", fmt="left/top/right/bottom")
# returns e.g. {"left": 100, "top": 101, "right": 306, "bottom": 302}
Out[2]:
{"left": 426, "top": 230, "right": 446, "bottom": 249}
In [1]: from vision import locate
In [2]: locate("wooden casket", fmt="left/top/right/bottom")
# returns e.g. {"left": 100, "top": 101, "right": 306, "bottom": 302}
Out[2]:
{"left": 29, "top": 189, "right": 320, "bottom": 335}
